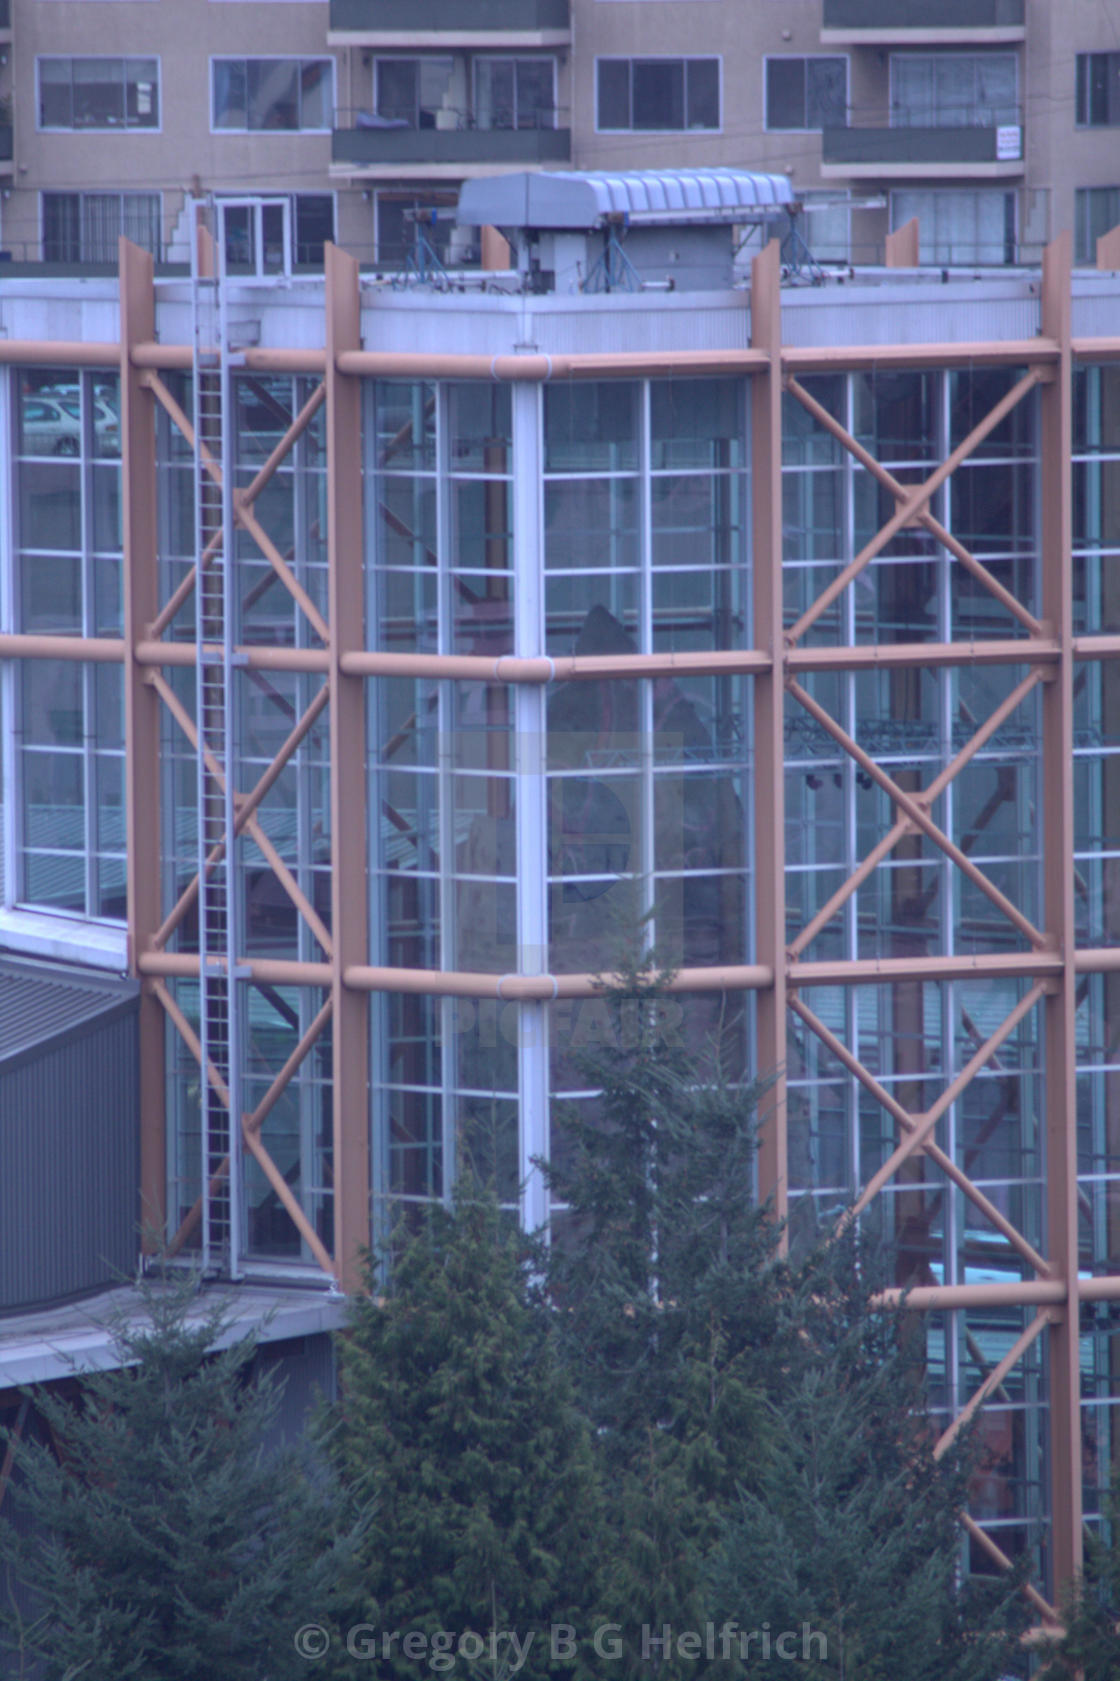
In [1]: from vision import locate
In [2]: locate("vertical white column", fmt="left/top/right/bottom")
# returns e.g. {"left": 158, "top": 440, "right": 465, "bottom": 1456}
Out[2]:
{"left": 512, "top": 378, "right": 550, "bottom": 1235}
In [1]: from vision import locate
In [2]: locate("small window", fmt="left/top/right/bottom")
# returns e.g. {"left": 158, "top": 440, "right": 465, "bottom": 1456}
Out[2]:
{"left": 211, "top": 58, "right": 333, "bottom": 132}
{"left": 890, "top": 52, "right": 1018, "bottom": 129}
{"left": 890, "top": 188, "right": 1015, "bottom": 266}
{"left": 37, "top": 57, "right": 159, "bottom": 131}
{"left": 475, "top": 58, "right": 557, "bottom": 132}
{"left": 1077, "top": 54, "right": 1120, "bottom": 127}
{"left": 375, "top": 190, "right": 458, "bottom": 268}
{"left": 42, "top": 191, "right": 162, "bottom": 263}
{"left": 1076, "top": 186, "right": 1120, "bottom": 264}
{"left": 596, "top": 58, "right": 719, "bottom": 132}
{"left": 765, "top": 56, "right": 846, "bottom": 131}
{"left": 374, "top": 58, "right": 454, "bottom": 128}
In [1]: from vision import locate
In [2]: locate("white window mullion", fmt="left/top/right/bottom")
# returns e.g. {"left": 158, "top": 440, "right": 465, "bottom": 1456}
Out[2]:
{"left": 0, "top": 367, "right": 14, "bottom": 908}
{"left": 511, "top": 380, "right": 549, "bottom": 1234}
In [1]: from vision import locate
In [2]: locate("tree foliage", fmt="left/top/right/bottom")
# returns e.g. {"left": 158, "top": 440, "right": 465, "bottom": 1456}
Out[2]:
{"left": 545, "top": 956, "right": 1026, "bottom": 1679}
{"left": 326, "top": 1178, "right": 603, "bottom": 1680}
{"left": 1046, "top": 1472, "right": 1120, "bottom": 1680}
{"left": 543, "top": 957, "right": 785, "bottom": 1667}
{"left": 0, "top": 1273, "right": 354, "bottom": 1681}
{"left": 706, "top": 1243, "right": 1027, "bottom": 1680}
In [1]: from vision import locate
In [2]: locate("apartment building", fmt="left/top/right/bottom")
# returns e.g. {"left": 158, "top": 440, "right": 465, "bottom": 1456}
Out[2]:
{"left": 1, "top": 1, "right": 1119, "bottom": 271}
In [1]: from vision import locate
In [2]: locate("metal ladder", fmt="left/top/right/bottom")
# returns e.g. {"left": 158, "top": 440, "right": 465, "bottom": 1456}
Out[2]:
{"left": 191, "top": 197, "right": 243, "bottom": 1275}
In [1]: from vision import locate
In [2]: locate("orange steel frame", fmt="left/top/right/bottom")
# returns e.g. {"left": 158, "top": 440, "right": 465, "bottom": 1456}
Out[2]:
{"left": 2, "top": 232, "right": 1118, "bottom": 1612}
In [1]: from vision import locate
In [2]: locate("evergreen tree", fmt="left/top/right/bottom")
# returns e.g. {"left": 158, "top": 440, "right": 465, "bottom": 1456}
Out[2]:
{"left": 546, "top": 956, "right": 1026, "bottom": 1678}
{"left": 544, "top": 955, "right": 787, "bottom": 1672}
{"left": 0, "top": 1273, "right": 355, "bottom": 1681}
{"left": 705, "top": 1243, "right": 1027, "bottom": 1681}
{"left": 326, "top": 1176, "right": 604, "bottom": 1681}
{"left": 1046, "top": 1472, "right": 1120, "bottom": 1679}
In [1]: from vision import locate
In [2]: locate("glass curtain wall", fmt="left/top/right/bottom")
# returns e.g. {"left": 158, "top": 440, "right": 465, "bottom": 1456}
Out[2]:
{"left": 159, "top": 372, "right": 333, "bottom": 1269}
{"left": 366, "top": 377, "right": 753, "bottom": 1228}
{"left": 1072, "top": 363, "right": 1120, "bottom": 1534}
{"left": 4, "top": 368, "right": 125, "bottom": 919}
{"left": 782, "top": 364, "right": 1047, "bottom": 1575}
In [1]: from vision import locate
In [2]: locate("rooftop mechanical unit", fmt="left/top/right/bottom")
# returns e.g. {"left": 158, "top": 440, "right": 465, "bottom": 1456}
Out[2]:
{"left": 456, "top": 167, "right": 793, "bottom": 293}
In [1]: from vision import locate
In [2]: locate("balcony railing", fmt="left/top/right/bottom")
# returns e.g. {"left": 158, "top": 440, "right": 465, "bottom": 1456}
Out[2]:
{"left": 331, "top": 0, "right": 569, "bottom": 32}
{"left": 0, "top": 125, "right": 11, "bottom": 163}
{"left": 333, "top": 107, "right": 570, "bottom": 167}
{"left": 822, "top": 0, "right": 1024, "bottom": 30}
{"left": 822, "top": 118, "right": 1023, "bottom": 172}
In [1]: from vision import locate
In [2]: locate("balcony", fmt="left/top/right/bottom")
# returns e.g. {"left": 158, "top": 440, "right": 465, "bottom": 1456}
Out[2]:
{"left": 0, "top": 125, "right": 11, "bottom": 165}
{"left": 0, "top": 0, "right": 9, "bottom": 32}
{"left": 333, "top": 109, "right": 570, "bottom": 173}
{"left": 822, "top": 119, "right": 1024, "bottom": 179}
{"left": 821, "top": 0, "right": 1024, "bottom": 43}
{"left": 330, "top": 0, "right": 570, "bottom": 44}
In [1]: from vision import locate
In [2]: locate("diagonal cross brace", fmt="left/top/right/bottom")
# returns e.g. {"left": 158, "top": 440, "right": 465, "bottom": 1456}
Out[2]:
{"left": 786, "top": 366, "right": 1044, "bottom": 647}
{"left": 788, "top": 676, "right": 1046, "bottom": 950}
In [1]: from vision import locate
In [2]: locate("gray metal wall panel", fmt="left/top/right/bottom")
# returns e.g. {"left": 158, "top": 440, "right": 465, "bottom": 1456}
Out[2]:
{"left": 781, "top": 281, "right": 1041, "bottom": 349}
{"left": 0, "top": 961, "right": 134, "bottom": 1066}
{"left": 252, "top": 1332, "right": 337, "bottom": 1454}
{"left": 0, "top": 1007, "right": 139, "bottom": 1312}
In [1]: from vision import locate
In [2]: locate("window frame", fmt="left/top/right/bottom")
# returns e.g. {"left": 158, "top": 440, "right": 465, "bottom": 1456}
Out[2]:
{"left": 3, "top": 366, "right": 127, "bottom": 930}
{"left": 1075, "top": 186, "right": 1120, "bottom": 265}
{"left": 36, "top": 55, "right": 161, "bottom": 133}
{"left": 40, "top": 190, "right": 163, "bottom": 264}
{"left": 473, "top": 55, "right": 558, "bottom": 132}
{"left": 889, "top": 186, "right": 1017, "bottom": 267}
{"left": 594, "top": 55, "right": 721, "bottom": 134}
{"left": 763, "top": 54, "right": 848, "bottom": 134}
{"left": 1076, "top": 52, "right": 1120, "bottom": 128}
{"left": 887, "top": 50, "right": 1020, "bottom": 131}
{"left": 209, "top": 55, "right": 335, "bottom": 135}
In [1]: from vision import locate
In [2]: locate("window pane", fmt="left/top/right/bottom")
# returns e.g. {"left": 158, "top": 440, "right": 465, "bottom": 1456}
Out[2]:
{"left": 477, "top": 59, "right": 515, "bottom": 129}
{"left": 39, "top": 61, "right": 72, "bottom": 128}
{"left": 545, "top": 383, "right": 639, "bottom": 472}
{"left": 83, "top": 194, "right": 125, "bottom": 263}
{"left": 1077, "top": 187, "right": 1120, "bottom": 265}
{"left": 294, "top": 194, "right": 333, "bottom": 265}
{"left": 23, "top": 661, "right": 82, "bottom": 747}
{"left": 975, "top": 55, "right": 1016, "bottom": 125}
{"left": 248, "top": 60, "right": 299, "bottom": 130}
{"left": 73, "top": 59, "right": 124, "bottom": 128}
{"left": 808, "top": 57, "right": 846, "bottom": 127}
{"left": 767, "top": 59, "right": 805, "bottom": 130}
{"left": 117, "top": 194, "right": 161, "bottom": 259}
{"left": 377, "top": 59, "right": 417, "bottom": 123}
{"left": 20, "top": 462, "right": 81, "bottom": 552}
{"left": 213, "top": 60, "right": 246, "bottom": 129}
{"left": 127, "top": 59, "right": 158, "bottom": 127}
{"left": 597, "top": 59, "right": 630, "bottom": 129}
{"left": 42, "top": 194, "right": 79, "bottom": 261}
{"left": 632, "top": 59, "right": 684, "bottom": 130}
{"left": 516, "top": 60, "right": 554, "bottom": 127}
{"left": 299, "top": 61, "right": 331, "bottom": 129}
{"left": 686, "top": 59, "right": 719, "bottom": 129}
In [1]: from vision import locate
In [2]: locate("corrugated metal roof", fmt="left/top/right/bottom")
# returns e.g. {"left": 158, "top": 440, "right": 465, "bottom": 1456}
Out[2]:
{"left": 0, "top": 1282, "right": 346, "bottom": 1388}
{"left": 457, "top": 168, "right": 793, "bottom": 232}
{"left": 0, "top": 955, "right": 137, "bottom": 1069}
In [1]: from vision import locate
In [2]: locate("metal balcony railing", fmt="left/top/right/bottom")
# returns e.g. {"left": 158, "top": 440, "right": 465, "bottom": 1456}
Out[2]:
{"left": 823, "top": 108, "right": 1023, "bottom": 170}
{"left": 822, "top": 0, "right": 1024, "bottom": 29}
{"left": 333, "top": 105, "right": 570, "bottom": 166}
{"left": 330, "top": 0, "right": 569, "bottom": 32}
